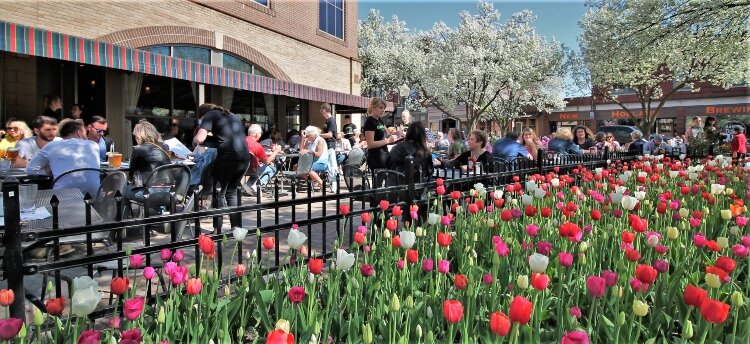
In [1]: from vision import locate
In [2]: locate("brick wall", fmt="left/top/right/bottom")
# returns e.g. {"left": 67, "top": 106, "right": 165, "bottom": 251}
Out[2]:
{"left": 0, "top": 0, "right": 361, "bottom": 95}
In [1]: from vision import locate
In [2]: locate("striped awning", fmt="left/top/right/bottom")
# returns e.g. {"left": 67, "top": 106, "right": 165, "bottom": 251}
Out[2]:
{"left": 0, "top": 20, "right": 375, "bottom": 109}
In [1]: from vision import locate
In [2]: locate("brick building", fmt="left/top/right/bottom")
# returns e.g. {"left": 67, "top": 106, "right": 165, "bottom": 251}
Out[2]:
{"left": 541, "top": 82, "right": 749, "bottom": 139}
{"left": 0, "top": 0, "right": 375, "bottom": 157}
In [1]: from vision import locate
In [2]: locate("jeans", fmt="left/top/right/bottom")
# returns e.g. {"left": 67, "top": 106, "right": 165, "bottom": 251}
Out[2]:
{"left": 211, "top": 158, "right": 250, "bottom": 230}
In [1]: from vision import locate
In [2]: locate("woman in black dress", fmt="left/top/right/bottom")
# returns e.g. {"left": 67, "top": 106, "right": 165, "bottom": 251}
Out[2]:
{"left": 193, "top": 103, "right": 250, "bottom": 231}
{"left": 363, "top": 98, "right": 396, "bottom": 183}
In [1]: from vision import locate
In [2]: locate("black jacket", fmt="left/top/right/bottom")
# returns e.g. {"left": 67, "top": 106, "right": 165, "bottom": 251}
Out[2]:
{"left": 129, "top": 142, "right": 171, "bottom": 185}
{"left": 387, "top": 141, "right": 434, "bottom": 182}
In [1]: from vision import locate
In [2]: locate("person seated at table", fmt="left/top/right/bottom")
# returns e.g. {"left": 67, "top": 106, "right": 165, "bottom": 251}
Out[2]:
{"left": 434, "top": 132, "right": 450, "bottom": 151}
{"left": 286, "top": 129, "right": 301, "bottom": 149}
{"left": 335, "top": 131, "right": 351, "bottom": 165}
{"left": 447, "top": 128, "right": 467, "bottom": 159}
{"left": 603, "top": 132, "right": 621, "bottom": 151}
{"left": 573, "top": 125, "right": 596, "bottom": 151}
{"left": 519, "top": 128, "right": 542, "bottom": 160}
{"left": 593, "top": 132, "right": 607, "bottom": 152}
{"left": 0, "top": 119, "right": 32, "bottom": 151}
{"left": 299, "top": 125, "right": 329, "bottom": 189}
{"left": 387, "top": 121, "right": 434, "bottom": 182}
{"left": 26, "top": 119, "right": 100, "bottom": 196}
{"left": 644, "top": 134, "right": 672, "bottom": 155}
{"left": 86, "top": 116, "right": 113, "bottom": 162}
{"left": 434, "top": 130, "right": 493, "bottom": 173}
{"left": 124, "top": 121, "right": 172, "bottom": 202}
{"left": 547, "top": 128, "right": 583, "bottom": 155}
{"left": 14, "top": 116, "right": 61, "bottom": 168}
{"left": 627, "top": 130, "right": 647, "bottom": 154}
{"left": 492, "top": 132, "right": 533, "bottom": 161}
{"left": 244, "top": 124, "right": 282, "bottom": 195}
{"left": 270, "top": 129, "right": 285, "bottom": 146}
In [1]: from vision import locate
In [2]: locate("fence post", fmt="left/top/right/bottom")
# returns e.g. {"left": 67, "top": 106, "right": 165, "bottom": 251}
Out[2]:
{"left": 406, "top": 156, "right": 415, "bottom": 207}
{"left": 536, "top": 148, "right": 544, "bottom": 175}
{"left": 2, "top": 178, "right": 25, "bottom": 319}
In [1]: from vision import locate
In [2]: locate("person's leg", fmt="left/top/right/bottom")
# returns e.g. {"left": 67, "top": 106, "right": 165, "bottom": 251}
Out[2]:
{"left": 211, "top": 160, "right": 235, "bottom": 230}
{"left": 226, "top": 159, "right": 250, "bottom": 227}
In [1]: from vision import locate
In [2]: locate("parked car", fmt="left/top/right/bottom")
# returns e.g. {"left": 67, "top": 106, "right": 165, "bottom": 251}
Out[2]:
{"left": 597, "top": 125, "right": 639, "bottom": 144}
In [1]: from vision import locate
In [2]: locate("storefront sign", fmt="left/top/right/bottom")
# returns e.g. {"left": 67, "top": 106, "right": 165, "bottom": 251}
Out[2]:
{"left": 611, "top": 110, "right": 653, "bottom": 118}
{"left": 706, "top": 106, "right": 750, "bottom": 115}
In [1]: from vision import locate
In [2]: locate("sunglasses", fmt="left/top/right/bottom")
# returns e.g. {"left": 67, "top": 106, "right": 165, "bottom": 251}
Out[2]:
{"left": 7, "top": 127, "right": 20, "bottom": 131}
{"left": 92, "top": 128, "right": 109, "bottom": 135}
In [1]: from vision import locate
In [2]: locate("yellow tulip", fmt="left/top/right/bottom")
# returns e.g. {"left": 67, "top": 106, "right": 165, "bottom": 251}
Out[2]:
{"left": 721, "top": 209, "right": 732, "bottom": 220}
{"left": 705, "top": 273, "right": 721, "bottom": 289}
{"left": 517, "top": 275, "right": 529, "bottom": 289}
{"left": 633, "top": 300, "right": 649, "bottom": 317}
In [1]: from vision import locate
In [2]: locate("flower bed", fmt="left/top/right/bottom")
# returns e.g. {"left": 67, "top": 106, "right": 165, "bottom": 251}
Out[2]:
{"left": 1, "top": 155, "right": 749, "bottom": 343}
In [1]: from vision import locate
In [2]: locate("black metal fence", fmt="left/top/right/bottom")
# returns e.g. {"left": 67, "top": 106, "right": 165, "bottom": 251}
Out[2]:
{"left": 1, "top": 148, "right": 641, "bottom": 320}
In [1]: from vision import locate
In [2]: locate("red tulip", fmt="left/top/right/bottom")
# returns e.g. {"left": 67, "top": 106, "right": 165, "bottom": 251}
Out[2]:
{"left": 391, "top": 205, "right": 403, "bottom": 217}
{"left": 454, "top": 274, "right": 467, "bottom": 290}
{"left": 500, "top": 210, "right": 513, "bottom": 221}
{"left": 442, "top": 299, "right": 464, "bottom": 324}
{"left": 308, "top": 258, "right": 324, "bottom": 275}
{"left": 339, "top": 204, "right": 350, "bottom": 216}
{"left": 379, "top": 200, "right": 390, "bottom": 211}
{"left": 120, "top": 329, "right": 142, "bottom": 344}
{"left": 715, "top": 256, "right": 736, "bottom": 273}
{"left": 449, "top": 191, "right": 462, "bottom": 200}
{"left": 266, "top": 329, "right": 295, "bottom": 344}
{"left": 436, "top": 178, "right": 444, "bottom": 186}
{"left": 683, "top": 285, "right": 708, "bottom": 308}
{"left": 705, "top": 266, "right": 730, "bottom": 283}
{"left": 621, "top": 231, "right": 635, "bottom": 244}
{"left": 122, "top": 297, "right": 144, "bottom": 321}
{"left": 262, "top": 237, "right": 275, "bottom": 250}
{"left": 185, "top": 278, "right": 203, "bottom": 295}
{"left": 586, "top": 276, "right": 607, "bottom": 298}
{"left": 468, "top": 203, "right": 480, "bottom": 214}
{"left": 509, "top": 295, "right": 532, "bottom": 324}
{"left": 0, "top": 318, "right": 23, "bottom": 340}
{"left": 590, "top": 209, "right": 602, "bottom": 221}
{"left": 489, "top": 311, "right": 511, "bottom": 336}
{"left": 406, "top": 249, "right": 419, "bottom": 264}
{"left": 0, "top": 289, "right": 14, "bottom": 307}
{"left": 111, "top": 277, "right": 129, "bottom": 296}
{"left": 391, "top": 236, "right": 401, "bottom": 247}
{"left": 540, "top": 207, "right": 552, "bottom": 218}
{"left": 45, "top": 297, "right": 65, "bottom": 316}
{"left": 625, "top": 248, "right": 641, "bottom": 262}
{"left": 234, "top": 264, "right": 246, "bottom": 277}
{"left": 635, "top": 264, "right": 658, "bottom": 284}
{"left": 360, "top": 264, "right": 375, "bottom": 277}
{"left": 386, "top": 218, "right": 398, "bottom": 231}
{"left": 437, "top": 185, "right": 446, "bottom": 195}
{"left": 437, "top": 232, "right": 453, "bottom": 247}
{"left": 530, "top": 273, "right": 550, "bottom": 291}
{"left": 354, "top": 232, "right": 366, "bottom": 244}
{"left": 198, "top": 234, "right": 215, "bottom": 256}
{"left": 77, "top": 329, "right": 101, "bottom": 344}
{"left": 700, "top": 299, "right": 730, "bottom": 324}
{"left": 288, "top": 286, "right": 306, "bottom": 304}
{"left": 361, "top": 212, "right": 371, "bottom": 223}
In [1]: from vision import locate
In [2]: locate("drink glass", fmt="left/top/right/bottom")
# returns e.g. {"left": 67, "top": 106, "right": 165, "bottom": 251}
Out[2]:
{"left": 0, "top": 149, "right": 6, "bottom": 159}
{"left": 108, "top": 153, "right": 123, "bottom": 168}
{"left": 19, "top": 184, "right": 38, "bottom": 214}
{"left": 6, "top": 147, "right": 18, "bottom": 161}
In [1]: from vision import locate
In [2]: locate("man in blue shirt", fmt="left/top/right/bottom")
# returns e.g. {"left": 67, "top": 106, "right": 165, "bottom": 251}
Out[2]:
{"left": 86, "top": 116, "right": 113, "bottom": 161}
{"left": 492, "top": 132, "right": 532, "bottom": 161}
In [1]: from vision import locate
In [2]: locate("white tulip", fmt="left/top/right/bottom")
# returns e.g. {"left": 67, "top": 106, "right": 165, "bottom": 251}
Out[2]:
{"left": 287, "top": 229, "right": 307, "bottom": 250}
{"left": 427, "top": 213, "right": 440, "bottom": 225}
{"left": 528, "top": 253, "right": 549, "bottom": 273}
{"left": 71, "top": 285, "right": 102, "bottom": 317}
{"left": 669, "top": 171, "right": 678, "bottom": 178}
{"left": 609, "top": 192, "right": 624, "bottom": 205}
{"left": 335, "top": 249, "right": 355, "bottom": 271}
{"left": 525, "top": 181, "right": 538, "bottom": 192}
{"left": 550, "top": 178, "right": 560, "bottom": 187}
{"left": 710, "top": 184, "right": 725, "bottom": 195}
{"left": 621, "top": 195, "right": 638, "bottom": 210}
{"left": 615, "top": 186, "right": 627, "bottom": 194}
{"left": 233, "top": 227, "right": 248, "bottom": 241}
{"left": 595, "top": 168, "right": 603, "bottom": 175}
{"left": 73, "top": 276, "right": 98, "bottom": 292}
{"left": 521, "top": 194, "right": 533, "bottom": 205}
{"left": 399, "top": 230, "right": 416, "bottom": 249}
{"left": 533, "top": 187, "right": 546, "bottom": 199}
{"left": 493, "top": 189, "right": 504, "bottom": 199}
{"left": 474, "top": 183, "right": 486, "bottom": 196}
{"left": 634, "top": 191, "right": 646, "bottom": 200}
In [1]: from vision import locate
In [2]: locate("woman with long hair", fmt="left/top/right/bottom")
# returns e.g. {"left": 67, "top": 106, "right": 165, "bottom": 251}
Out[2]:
{"left": 434, "top": 130, "right": 493, "bottom": 173}
{"left": 124, "top": 121, "right": 171, "bottom": 202}
{"left": 572, "top": 125, "right": 595, "bottom": 151}
{"left": 193, "top": 103, "right": 250, "bottom": 231}
{"left": 363, "top": 98, "right": 396, "bottom": 185}
{"left": 447, "top": 128, "right": 467, "bottom": 159}
{"left": 0, "top": 120, "right": 32, "bottom": 150}
{"left": 519, "top": 128, "right": 541, "bottom": 160}
{"left": 387, "top": 121, "right": 434, "bottom": 182}
{"left": 547, "top": 128, "right": 583, "bottom": 155}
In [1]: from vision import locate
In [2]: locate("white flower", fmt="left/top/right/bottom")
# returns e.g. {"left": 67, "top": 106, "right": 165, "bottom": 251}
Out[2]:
{"left": 287, "top": 229, "right": 307, "bottom": 250}
{"left": 710, "top": 184, "right": 725, "bottom": 195}
{"left": 335, "top": 249, "right": 355, "bottom": 271}
{"left": 595, "top": 168, "right": 603, "bottom": 175}
{"left": 473, "top": 183, "right": 486, "bottom": 196}
{"left": 399, "top": 230, "right": 416, "bottom": 249}
{"left": 528, "top": 253, "right": 549, "bottom": 273}
{"left": 533, "top": 188, "right": 546, "bottom": 199}
{"left": 427, "top": 213, "right": 440, "bottom": 225}
{"left": 73, "top": 276, "right": 98, "bottom": 292}
{"left": 615, "top": 186, "right": 627, "bottom": 194}
{"left": 521, "top": 194, "right": 533, "bottom": 205}
{"left": 71, "top": 285, "right": 102, "bottom": 317}
{"left": 669, "top": 171, "right": 678, "bottom": 178}
{"left": 525, "top": 181, "right": 538, "bottom": 192}
{"left": 609, "top": 192, "right": 624, "bottom": 205}
{"left": 493, "top": 189, "right": 504, "bottom": 199}
{"left": 550, "top": 178, "right": 560, "bottom": 187}
{"left": 233, "top": 227, "right": 248, "bottom": 241}
{"left": 633, "top": 191, "right": 646, "bottom": 200}
{"left": 621, "top": 195, "right": 638, "bottom": 211}
{"left": 688, "top": 172, "right": 698, "bottom": 180}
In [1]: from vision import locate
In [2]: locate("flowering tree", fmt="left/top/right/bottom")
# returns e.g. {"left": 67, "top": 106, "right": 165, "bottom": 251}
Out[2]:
{"left": 359, "top": 1, "right": 566, "bottom": 130}
{"left": 575, "top": 0, "right": 750, "bottom": 136}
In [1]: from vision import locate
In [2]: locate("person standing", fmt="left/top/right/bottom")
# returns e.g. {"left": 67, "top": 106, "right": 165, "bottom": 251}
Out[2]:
{"left": 364, "top": 98, "right": 395, "bottom": 172}
{"left": 86, "top": 116, "right": 113, "bottom": 161}
{"left": 14, "top": 116, "right": 61, "bottom": 167}
{"left": 684, "top": 116, "right": 704, "bottom": 147}
{"left": 319, "top": 103, "right": 337, "bottom": 150}
{"left": 193, "top": 103, "right": 250, "bottom": 231}
{"left": 42, "top": 95, "right": 63, "bottom": 120}
{"left": 68, "top": 104, "right": 83, "bottom": 120}
{"left": 342, "top": 115, "right": 357, "bottom": 146}
{"left": 731, "top": 126, "right": 747, "bottom": 160}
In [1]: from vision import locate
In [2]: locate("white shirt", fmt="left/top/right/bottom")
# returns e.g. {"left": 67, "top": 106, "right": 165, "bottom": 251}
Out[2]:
{"left": 16, "top": 136, "right": 62, "bottom": 160}
{"left": 26, "top": 138, "right": 101, "bottom": 197}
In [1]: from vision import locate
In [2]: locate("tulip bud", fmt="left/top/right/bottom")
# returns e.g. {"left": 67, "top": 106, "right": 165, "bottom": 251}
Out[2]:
{"left": 726, "top": 188, "right": 734, "bottom": 195}
{"left": 580, "top": 254, "right": 587, "bottom": 265}
{"left": 362, "top": 323, "right": 373, "bottom": 344}
{"left": 383, "top": 229, "right": 391, "bottom": 239}
{"left": 683, "top": 320, "right": 693, "bottom": 338}
{"left": 679, "top": 208, "right": 689, "bottom": 218}
{"left": 275, "top": 319, "right": 290, "bottom": 333}
{"left": 47, "top": 281, "right": 54, "bottom": 293}
{"left": 426, "top": 331, "right": 434, "bottom": 342}
{"left": 517, "top": 275, "right": 529, "bottom": 289}
{"left": 125, "top": 245, "right": 133, "bottom": 256}
{"left": 702, "top": 207, "right": 710, "bottom": 215}
{"left": 158, "top": 306, "right": 166, "bottom": 323}
{"left": 678, "top": 222, "right": 688, "bottom": 231}
{"left": 667, "top": 227, "right": 679, "bottom": 240}
{"left": 405, "top": 295, "right": 414, "bottom": 310}
{"left": 33, "top": 306, "right": 45, "bottom": 325}
{"left": 390, "top": 294, "right": 400, "bottom": 312}
{"left": 468, "top": 256, "right": 475, "bottom": 267}
{"left": 426, "top": 306, "right": 433, "bottom": 319}
{"left": 731, "top": 291, "right": 745, "bottom": 306}
{"left": 612, "top": 285, "right": 623, "bottom": 298}
{"left": 237, "top": 327, "right": 245, "bottom": 339}
{"left": 721, "top": 210, "right": 732, "bottom": 220}
{"left": 579, "top": 242, "right": 589, "bottom": 252}
{"left": 617, "top": 311, "right": 626, "bottom": 325}
{"left": 416, "top": 324, "right": 423, "bottom": 338}
{"left": 415, "top": 227, "right": 424, "bottom": 237}
{"left": 633, "top": 300, "right": 649, "bottom": 317}
{"left": 717, "top": 237, "right": 729, "bottom": 249}
{"left": 730, "top": 226, "right": 740, "bottom": 236}
{"left": 705, "top": 273, "right": 721, "bottom": 289}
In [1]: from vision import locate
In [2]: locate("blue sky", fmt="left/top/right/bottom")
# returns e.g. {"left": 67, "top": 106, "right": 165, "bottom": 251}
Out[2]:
{"left": 358, "top": 0, "right": 587, "bottom": 52}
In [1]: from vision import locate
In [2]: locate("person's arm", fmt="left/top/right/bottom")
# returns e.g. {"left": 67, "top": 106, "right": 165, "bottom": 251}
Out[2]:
{"left": 365, "top": 130, "right": 394, "bottom": 149}
{"left": 263, "top": 145, "right": 281, "bottom": 165}
{"left": 194, "top": 128, "right": 209, "bottom": 145}
{"left": 25, "top": 147, "right": 50, "bottom": 175}
{"left": 314, "top": 139, "right": 326, "bottom": 157}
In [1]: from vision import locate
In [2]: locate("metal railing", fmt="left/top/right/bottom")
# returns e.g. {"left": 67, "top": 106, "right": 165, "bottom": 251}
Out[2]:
{"left": 0, "top": 148, "right": 639, "bottom": 320}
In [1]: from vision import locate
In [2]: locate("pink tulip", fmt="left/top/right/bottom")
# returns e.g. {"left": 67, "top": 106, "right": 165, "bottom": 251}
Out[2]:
{"left": 397, "top": 259, "right": 405, "bottom": 270}
{"left": 536, "top": 241, "right": 552, "bottom": 255}
{"left": 561, "top": 330, "right": 590, "bottom": 344}
{"left": 689, "top": 217, "right": 702, "bottom": 228}
{"left": 0, "top": 318, "right": 24, "bottom": 340}
{"left": 655, "top": 244, "right": 668, "bottom": 255}
{"left": 732, "top": 244, "right": 749, "bottom": 258}
{"left": 163, "top": 261, "right": 177, "bottom": 275}
{"left": 738, "top": 216, "right": 748, "bottom": 227}
{"left": 77, "top": 330, "right": 100, "bottom": 344}
{"left": 558, "top": 252, "right": 573, "bottom": 268}
{"left": 742, "top": 236, "right": 750, "bottom": 247}
{"left": 482, "top": 273, "right": 494, "bottom": 284}
{"left": 360, "top": 264, "right": 375, "bottom": 277}
{"left": 160, "top": 248, "right": 172, "bottom": 261}
{"left": 143, "top": 266, "right": 156, "bottom": 280}
{"left": 123, "top": 297, "right": 144, "bottom": 321}
{"left": 569, "top": 307, "right": 582, "bottom": 319}
{"left": 525, "top": 224, "right": 539, "bottom": 237}
{"left": 602, "top": 270, "right": 618, "bottom": 287}
{"left": 441, "top": 216, "right": 451, "bottom": 226}
{"left": 169, "top": 266, "right": 188, "bottom": 285}
{"left": 172, "top": 249, "right": 185, "bottom": 262}
{"left": 629, "top": 278, "right": 649, "bottom": 293}
{"left": 653, "top": 259, "right": 669, "bottom": 273}
{"left": 693, "top": 234, "right": 707, "bottom": 248}
{"left": 422, "top": 259, "right": 434, "bottom": 272}
{"left": 437, "top": 260, "right": 450, "bottom": 274}
{"left": 109, "top": 316, "right": 120, "bottom": 329}
{"left": 585, "top": 276, "right": 606, "bottom": 298}
{"left": 129, "top": 254, "right": 145, "bottom": 268}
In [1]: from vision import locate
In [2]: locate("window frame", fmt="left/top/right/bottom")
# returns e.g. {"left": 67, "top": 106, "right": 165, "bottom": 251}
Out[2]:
{"left": 318, "top": 0, "right": 345, "bottom": 40}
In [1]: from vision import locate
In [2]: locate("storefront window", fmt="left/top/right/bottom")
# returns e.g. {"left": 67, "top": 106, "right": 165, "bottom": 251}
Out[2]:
{"left": 223, "top": 54, "right": 254, "bottom": 74}
{"left": 172, "top": 46, "right": 211, "bottom": 64}
{"left": 229, "top": 90, "right": 276, "bottom": 132}
{"left": 287, "top": 98, "right": 304, "bottom": 132}
{"left": 134, "top": 74, "right": 198, "bottom": 142}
